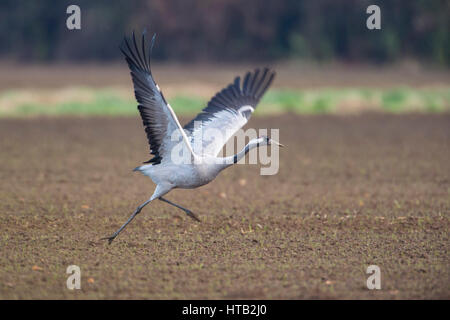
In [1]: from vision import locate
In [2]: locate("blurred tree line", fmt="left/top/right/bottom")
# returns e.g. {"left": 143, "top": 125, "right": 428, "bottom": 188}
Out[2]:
{"left": 0, "top": 0, "right": 448, "bottom": 65}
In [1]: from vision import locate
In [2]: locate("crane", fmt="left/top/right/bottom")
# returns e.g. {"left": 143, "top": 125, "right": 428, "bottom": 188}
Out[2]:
{"left": 102, "top": 31, "right": 283, "bottom": 244}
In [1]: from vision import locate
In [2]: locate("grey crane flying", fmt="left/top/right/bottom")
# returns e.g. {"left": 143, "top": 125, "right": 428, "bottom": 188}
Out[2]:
{"left": 102, "top": 31, "right": 283, "bottom": 244}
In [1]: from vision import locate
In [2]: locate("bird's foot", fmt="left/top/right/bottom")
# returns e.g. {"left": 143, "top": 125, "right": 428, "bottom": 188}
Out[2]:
{"left": 101, "top": 233, "right": 118, "bottom": 245}
{"left": 186, "top": 210, "right": 201, "bottom": 222}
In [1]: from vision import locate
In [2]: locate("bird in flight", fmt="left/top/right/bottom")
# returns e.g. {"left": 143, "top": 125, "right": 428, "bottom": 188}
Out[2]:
{"left": 102, "top": 31, "right": 283, "bottom": 244}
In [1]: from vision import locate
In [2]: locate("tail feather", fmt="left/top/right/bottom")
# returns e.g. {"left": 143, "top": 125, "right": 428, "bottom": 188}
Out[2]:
{"left": 133, "top": 164, "right": 153, "bottom": 176}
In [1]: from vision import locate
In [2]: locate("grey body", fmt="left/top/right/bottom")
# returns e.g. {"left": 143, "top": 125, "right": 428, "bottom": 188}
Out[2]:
{"left": 137, "top": 159, "right": 225, "bottom": 190}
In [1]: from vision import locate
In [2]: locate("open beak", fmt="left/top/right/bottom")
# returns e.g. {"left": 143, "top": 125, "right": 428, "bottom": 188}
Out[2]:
{"left": 271, "top": 140, "right": 285, "bottom": 148}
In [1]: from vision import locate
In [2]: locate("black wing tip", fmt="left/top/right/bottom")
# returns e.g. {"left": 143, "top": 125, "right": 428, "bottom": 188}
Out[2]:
{"left": 120, "top": 30, "right": 157, "bottom": 73}
{"left": 249, "top": 67, "right": 275, "bottom": 77}
{"left": 240, "top": 67, "right": 276, "bottom": 99}
{"left": 251, "top": 67, "right": 276, "bottom": 79}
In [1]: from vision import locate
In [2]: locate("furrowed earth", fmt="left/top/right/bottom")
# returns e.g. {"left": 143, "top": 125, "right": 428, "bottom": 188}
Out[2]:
{"left": 0, "top": 113, "right": 449, "bottom": 299}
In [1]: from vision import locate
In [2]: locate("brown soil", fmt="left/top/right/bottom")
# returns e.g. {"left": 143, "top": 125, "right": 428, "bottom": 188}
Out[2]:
{"left": 0, "top": 113, "right": 449, "bottom": 299}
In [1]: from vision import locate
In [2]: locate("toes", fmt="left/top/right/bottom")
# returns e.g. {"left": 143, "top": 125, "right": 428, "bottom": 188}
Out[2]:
{"left": 101, "top": 235, "right": 116, "bottom": 244}
{"left": 187, "top": 212, "right": 201, "bottom": 222}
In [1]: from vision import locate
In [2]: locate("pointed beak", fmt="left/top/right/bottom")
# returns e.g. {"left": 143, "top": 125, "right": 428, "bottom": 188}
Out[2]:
{"left": 271, "top": 140, "right": 285, "bottom": 148}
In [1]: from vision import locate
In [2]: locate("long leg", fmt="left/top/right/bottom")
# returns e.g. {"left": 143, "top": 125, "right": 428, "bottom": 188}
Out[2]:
{"left": 101, "top": 198, "right": 153, "bottom": 244}
{"left": 159, "top": 197, "right": 200, "bottom": 222}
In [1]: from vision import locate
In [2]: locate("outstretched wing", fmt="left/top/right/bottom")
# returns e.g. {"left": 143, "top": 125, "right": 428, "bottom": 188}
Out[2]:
{"left": 184, "top": 68, "right": 275, "bottom": 157}
{"left": 121, "top": 32, "right": 193, "bottom": 164}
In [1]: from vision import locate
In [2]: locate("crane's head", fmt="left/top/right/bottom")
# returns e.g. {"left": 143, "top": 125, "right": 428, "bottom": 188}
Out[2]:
{"left": 258, "top": 135, "right": 285, "bottom": 148}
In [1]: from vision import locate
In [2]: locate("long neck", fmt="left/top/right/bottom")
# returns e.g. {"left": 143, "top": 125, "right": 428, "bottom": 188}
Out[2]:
{"left": 220, "top": 139, "right": 262, "bottom": 167}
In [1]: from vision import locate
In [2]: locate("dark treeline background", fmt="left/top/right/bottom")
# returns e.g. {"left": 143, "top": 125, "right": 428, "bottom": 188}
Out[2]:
{"left": 0, "top": 0, "right": 448, "bottom": 65}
